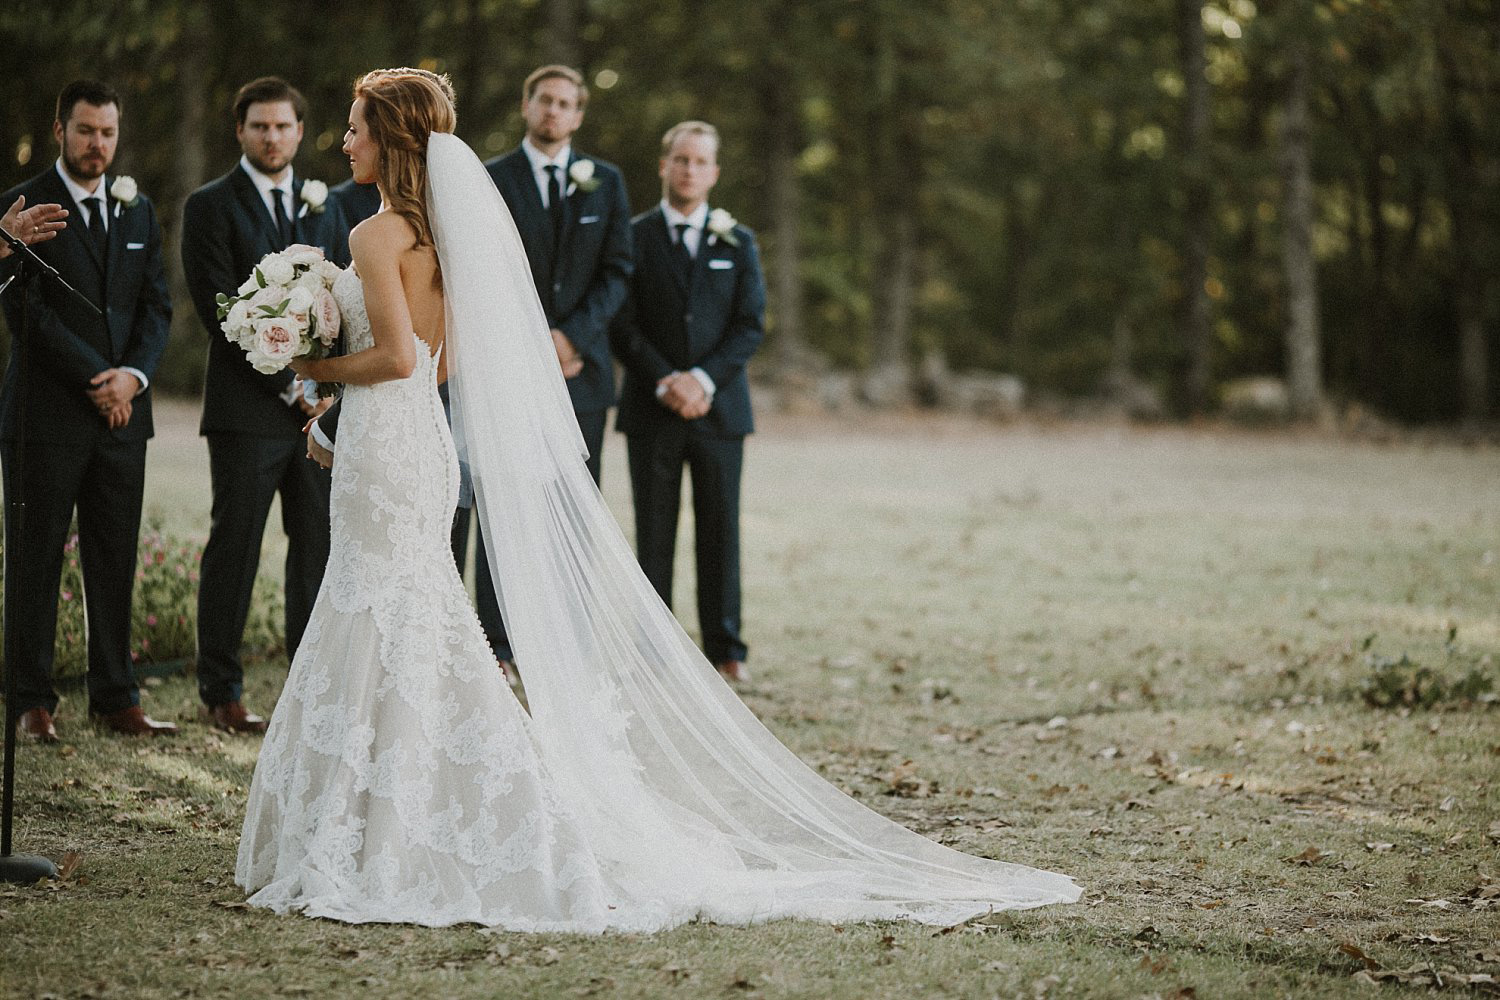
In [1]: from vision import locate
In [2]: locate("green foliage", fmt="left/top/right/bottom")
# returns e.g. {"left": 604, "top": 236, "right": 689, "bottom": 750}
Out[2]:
{"left": 1357, "top": 632, "right": 1494, "bottom": 710}
{"left": 0, "top": 0, "right": 1495, "bottom": 418}
{"left": 0, "top": 518, "right": 284, "bottom": 681}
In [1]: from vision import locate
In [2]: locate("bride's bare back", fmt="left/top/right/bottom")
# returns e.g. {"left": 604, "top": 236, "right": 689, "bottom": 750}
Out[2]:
{"left": 310, "top": 209, "right": 446, "bottom": 388}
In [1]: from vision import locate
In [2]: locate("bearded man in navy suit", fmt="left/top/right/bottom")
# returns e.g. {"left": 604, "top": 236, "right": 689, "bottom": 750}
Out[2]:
{"left": 611, "top": 121, "right": 765, "bottom": 684}
{"left": 475, "top": 64, "right": 633, "bottom": 676}
{"left": 1, "top": 80, "right": 174, "bottom": 740}
{"left": 181, "top": 77, "right": 350, "bottom": 733}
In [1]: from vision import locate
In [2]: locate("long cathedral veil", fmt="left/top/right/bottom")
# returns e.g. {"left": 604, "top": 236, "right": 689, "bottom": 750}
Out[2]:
{"left": 429, "top": 131, "right": 1079, "bottom": 926}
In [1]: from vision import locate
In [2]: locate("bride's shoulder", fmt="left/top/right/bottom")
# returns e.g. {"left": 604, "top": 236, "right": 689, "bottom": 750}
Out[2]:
{"left": 349, "top": 211, "right": 418, "bottom": 264}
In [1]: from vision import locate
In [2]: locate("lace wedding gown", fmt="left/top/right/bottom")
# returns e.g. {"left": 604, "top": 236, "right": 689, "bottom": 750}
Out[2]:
{"left": 236, "top": 133, "right": 1080, "bottom": 931}
{"left": 236, "top": 268, "right": 649, "bottom": 930}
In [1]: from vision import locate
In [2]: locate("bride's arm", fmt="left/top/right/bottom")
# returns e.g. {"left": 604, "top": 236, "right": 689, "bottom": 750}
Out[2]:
{"left": 291, "top": 214, "right": 417, "bottom": 386}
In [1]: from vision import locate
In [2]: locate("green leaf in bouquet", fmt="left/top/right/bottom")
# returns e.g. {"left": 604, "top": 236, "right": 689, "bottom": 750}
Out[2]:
{"left": 255, "top": 267, "right": 267, "bottom": 289}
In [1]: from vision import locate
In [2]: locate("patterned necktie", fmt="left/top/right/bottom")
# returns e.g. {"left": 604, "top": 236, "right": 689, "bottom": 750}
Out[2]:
{"left": 672, "top": 222, "right": 695, "bottom": 283}
{"left": 86, "top": 197, "right": 107, "bottom": 257}
{"left": 545, "top": 165, "right": 564, "bottom": 236}
{"left": 270, "top": 187, "right": 292, "bottom": 248}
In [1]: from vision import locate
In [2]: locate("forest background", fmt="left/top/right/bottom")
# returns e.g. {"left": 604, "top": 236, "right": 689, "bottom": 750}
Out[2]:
{"left": 1, "top": 0, "right": 1496, "bottom": 424}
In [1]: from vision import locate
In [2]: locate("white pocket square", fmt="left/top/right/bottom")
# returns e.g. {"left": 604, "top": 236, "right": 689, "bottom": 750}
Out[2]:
{"left": 578, "top": 214, "right": 600, "bottom": 224}
{"left": 125, "top": 242, "right": 146, "bottom": 250}
{"left": 708, "top": 259, "right": 734, "bottom": 270}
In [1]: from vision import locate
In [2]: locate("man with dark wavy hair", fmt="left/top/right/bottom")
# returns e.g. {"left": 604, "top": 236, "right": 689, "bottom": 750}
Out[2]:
{"left": 1, "top": 80, "right": 173, "bottom": 741}
{"left": 182, "top": 76, "right": 351, "bottom": 733}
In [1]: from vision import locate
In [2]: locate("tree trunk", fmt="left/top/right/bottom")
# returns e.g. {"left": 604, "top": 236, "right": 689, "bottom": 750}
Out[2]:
{"left": 1278, "top": 41, "right": 1324, "bottom": 420}
{"left": 1440, "top": 46, "right": 1490, "bottom": 422}
{"left": 1178, "top": 0, "right": 1213, "bottom": 414}
{"left": 545, "top": 0, "right": 580, "bottom": 66}
{"left": 861, "top": 13, "right": 917, "bottom": 406}
{"left": 870, "top": 204, "right": 916, "bottom": 374}
{"left": 165, "top": 7, "right": 211, "bottom": 388}
{"left": 761, "top": 60, "right": 806, "bottom": 382}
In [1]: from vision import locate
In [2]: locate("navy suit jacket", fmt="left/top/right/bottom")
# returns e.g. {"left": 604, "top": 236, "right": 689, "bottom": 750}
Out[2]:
{"left": 0, "top": 166, "right": 171, "bottom": 445}
{"left": 331, "top": 178, "right": 382, "bottom": 228}
{"left": 611, "top": 207, "right": 765, "bottom": 438}
{"left": 182, "top": 164, "right": 350, "bottom": 438}
{"left": 484, "top": 147, "right": 632, "bottom": 413}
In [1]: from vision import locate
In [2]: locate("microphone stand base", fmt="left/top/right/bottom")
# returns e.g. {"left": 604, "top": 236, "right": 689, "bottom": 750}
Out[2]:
{"left": 0, "top": 852, "right": 59, "bottom": 884}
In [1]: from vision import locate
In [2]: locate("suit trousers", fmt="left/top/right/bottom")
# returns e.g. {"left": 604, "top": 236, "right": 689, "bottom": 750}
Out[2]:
{"left": 626, "top": 424, "right": 747, "bottom": 664}
{"left": 467, "top": 406, "right": 607, "bottom": 663}
{"left": 195, "top": 433, "right": 330, "bottom": 706}
{"left": 2, "top": 435, "right": 147, "bottom": 716}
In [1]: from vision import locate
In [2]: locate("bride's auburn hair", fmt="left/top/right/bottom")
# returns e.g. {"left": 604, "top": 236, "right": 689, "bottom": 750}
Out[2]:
{"left": 353, "top": 68, "right": 457, "bottom": 247}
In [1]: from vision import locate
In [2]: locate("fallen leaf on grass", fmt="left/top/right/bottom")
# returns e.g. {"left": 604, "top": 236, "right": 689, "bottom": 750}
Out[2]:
{"left": 882, "top": 760, "right": 938, "bottom": 798}
{"left": 57, "top": 851, "right": 83, "bottom": 881}
{"left": 213, "top": 900, "right": 251, "bottom": 910}
{"left": 1365, "top": 842, "right": 1395, "bottom": 853}
{"left": 1339, "top": 942, "right": 1381, "bottom": 970}
{"left": 1406, "top": 898, "right": 1454, "bottom": 910}
{"left": 1138, "top": 953, "right": 1171, "bottom": 974}
{"left": 1283, "top": 846, "right": 1328, "bottom": 866}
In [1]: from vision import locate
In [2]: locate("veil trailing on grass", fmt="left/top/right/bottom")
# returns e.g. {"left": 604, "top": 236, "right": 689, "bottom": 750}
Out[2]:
{"left": 429, "top": 131, "right": 1080, "bottom": 926}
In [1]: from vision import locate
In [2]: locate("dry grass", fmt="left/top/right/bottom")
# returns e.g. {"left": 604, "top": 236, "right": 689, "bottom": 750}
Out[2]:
{"left": 2, "top": 402, "right": 1497, "bottom": 999}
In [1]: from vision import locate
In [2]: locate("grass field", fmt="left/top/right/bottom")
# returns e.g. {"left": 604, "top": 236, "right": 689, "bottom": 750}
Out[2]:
{"left": 2, "top": 400, "right": 1497, "bottom": 999}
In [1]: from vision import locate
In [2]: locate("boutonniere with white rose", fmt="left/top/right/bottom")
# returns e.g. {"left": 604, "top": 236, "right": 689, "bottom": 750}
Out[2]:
{"left": 110, "top": 175, "right": 139, "bottom": 217}
{"left": 705, "top": 207, "right": 740, "bottom": 248}
{"left": 298, "top": 179, "right": 329, "bottom": 218}
{"left": 567, "top": 158, "right": 600, "bottom": 195}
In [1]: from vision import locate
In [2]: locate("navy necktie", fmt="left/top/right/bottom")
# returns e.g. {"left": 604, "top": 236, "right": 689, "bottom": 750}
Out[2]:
{"left": 545, "top": 165, "right": 564, "bottom": 236}
{"left": 673, "top": 223, "right": 694, "bottom": 283}
{"left": 270, "top": 187, "right": 292, "bottom": 247}
{"left": 86, "top": 197, "right": 107, "bottom": 257}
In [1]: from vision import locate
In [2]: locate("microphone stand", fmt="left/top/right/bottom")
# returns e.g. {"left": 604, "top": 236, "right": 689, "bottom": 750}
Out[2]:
{"left": 0, "top": 225, "right": 100, "bottom": 883}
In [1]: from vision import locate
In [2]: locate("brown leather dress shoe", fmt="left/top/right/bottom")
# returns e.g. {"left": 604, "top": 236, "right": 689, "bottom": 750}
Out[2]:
{"left": 716, "top": 660, "right": 750, "bottom": 683}
{"left": 203, "top": 701, "right": 268, "bottom": 734}
{"left": 17, "top": 707, "right": 59, "bottom": 743}
{"left": 96, "top": 705, "right": 178, "bottom": 736}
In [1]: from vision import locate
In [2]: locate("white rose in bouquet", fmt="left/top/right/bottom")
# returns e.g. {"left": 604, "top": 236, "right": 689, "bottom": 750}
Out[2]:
{"left": 284, "top": 243, "right": 325, "bottom": 268}
{"left": 244, "top": 283, "right": 284, "bottom": 317}
{"left": 312, "top": 259, "right": 343, "bottom": 283}
{"left": 238, "top": 273, "right": 261, "bottom": 296}
{"left": 259, "top": 254, "right": 296, "bottom": 286}
{"left": 247, "top": 318, "right": 300, "bottom": 374}
{"left": 225, "top": 299, "right": 252, "bottom": 337}
{"left": 313, "top": 287, "right": 341, "bottom": 346}
{"left": 285, "top": 284, "right": 316, "bottom": 318}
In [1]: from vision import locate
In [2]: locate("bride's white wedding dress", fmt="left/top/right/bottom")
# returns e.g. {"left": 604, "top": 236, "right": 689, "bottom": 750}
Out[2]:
{"left": 235, "top": 133, "right": 1080, "bottom": 930}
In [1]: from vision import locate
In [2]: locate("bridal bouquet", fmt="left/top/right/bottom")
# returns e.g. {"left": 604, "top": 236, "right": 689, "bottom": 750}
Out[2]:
{"left": 216, "top": 245, "right": 343, "bottom": 374}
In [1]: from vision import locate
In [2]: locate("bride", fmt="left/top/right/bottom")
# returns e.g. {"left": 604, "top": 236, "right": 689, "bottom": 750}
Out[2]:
{"left": 235, "top": 68, "right": 1080, "bottom": 930}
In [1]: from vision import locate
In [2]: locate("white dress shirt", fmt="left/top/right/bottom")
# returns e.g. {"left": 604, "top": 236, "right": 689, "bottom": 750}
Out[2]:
{"left": 239, "top": 155, "right": 297, "bottom": 228}
{"left": 55, "top": 160, "right": 148, "bottom": 397}
{"left": 657, "top": 199, "right": 715, "bottom": 402}
{"left": 521, "top": 138, "right": 572, "bottom": 209}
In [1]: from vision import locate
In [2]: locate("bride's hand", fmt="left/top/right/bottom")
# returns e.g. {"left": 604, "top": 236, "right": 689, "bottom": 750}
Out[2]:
{"left": 303, "top": 419, "right": 333, "bottom": 469}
